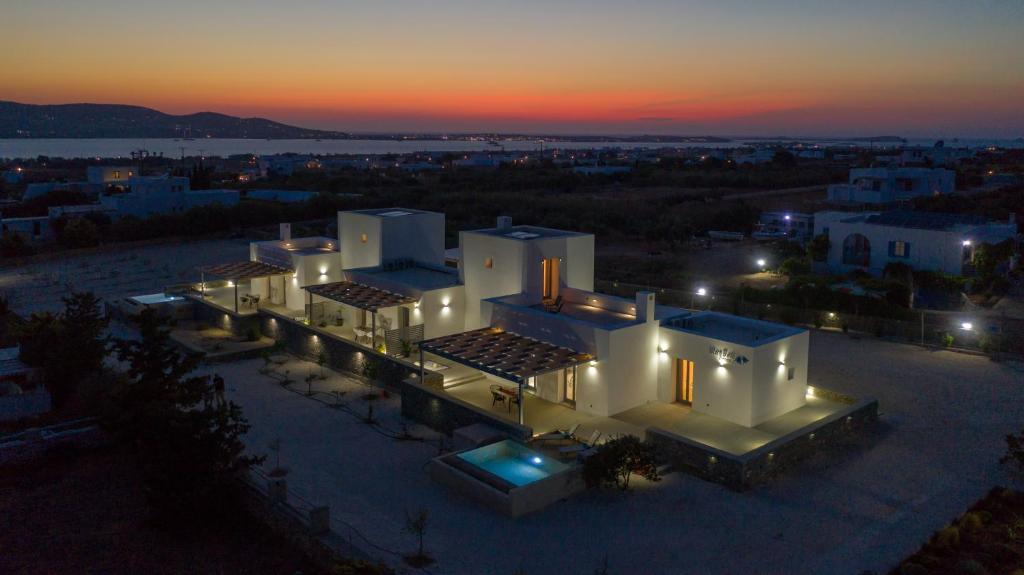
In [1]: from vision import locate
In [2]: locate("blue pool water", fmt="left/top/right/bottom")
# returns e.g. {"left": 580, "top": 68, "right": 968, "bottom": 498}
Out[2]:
{"left": 457, "top": 440, "right": 568, "bottom": 487}
{"left": 131, "top": 293, "right": 184, "bottom": 305}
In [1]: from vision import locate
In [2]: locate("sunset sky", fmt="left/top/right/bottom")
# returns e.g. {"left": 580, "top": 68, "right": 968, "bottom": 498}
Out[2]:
{"left": 2, "top": 0, "right": 1023, "bottom": 137}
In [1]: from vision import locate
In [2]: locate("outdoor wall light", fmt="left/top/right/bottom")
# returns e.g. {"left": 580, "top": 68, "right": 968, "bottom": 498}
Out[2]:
{"left": 962, "top": 239, "right": 972, "bottom": 247}
{"left": 696, "top": 287, "right": 707, "bottom": 297}
{"left": 226, "top": 281, "right": 234, "bottom": 288}
{"left": 961, "top": 322, "right": 973, "bottom": 331}
{"left": 827, "top": 312, "right": 836, "bottom": 319}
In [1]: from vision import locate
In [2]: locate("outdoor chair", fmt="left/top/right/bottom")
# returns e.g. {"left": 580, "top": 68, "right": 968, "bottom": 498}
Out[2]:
{"left": 491, "top": 390, "right": 506, "bottom": 407}
{"left": 559, "top": 430, "right": 601, "bottom": 455}
{"left": 534, "top": 423, "right": 581, "bottom": 442}
{"left": 546, "top": 295, "right": 564, "bottom": 313}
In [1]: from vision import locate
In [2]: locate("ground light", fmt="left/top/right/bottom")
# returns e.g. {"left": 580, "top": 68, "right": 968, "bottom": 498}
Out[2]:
{"left": 531, "top": 456, "right": 543, "bottom": 465}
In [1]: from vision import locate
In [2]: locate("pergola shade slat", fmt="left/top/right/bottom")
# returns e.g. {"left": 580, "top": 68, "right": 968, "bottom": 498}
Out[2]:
{"left": 201, "top": 261, "right": 294, "bottom": 280}
{"left": 419, "top": 327, "right": 593, "bottom": 384}
{"left": 305, "top": 281, "right": 417, "bottom": 312}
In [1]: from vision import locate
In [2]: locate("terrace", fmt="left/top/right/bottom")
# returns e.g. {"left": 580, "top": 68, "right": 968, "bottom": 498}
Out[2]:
{"left": 302, "top": 280, "right": 420, "bottom": 354}
{"left": 197, "top": 261, "right": 294, "bottom": 315}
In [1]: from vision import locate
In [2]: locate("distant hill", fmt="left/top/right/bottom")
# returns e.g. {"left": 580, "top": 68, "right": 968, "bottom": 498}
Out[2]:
{"left": 0, "top": 101, "right": 349, "bottom": 139}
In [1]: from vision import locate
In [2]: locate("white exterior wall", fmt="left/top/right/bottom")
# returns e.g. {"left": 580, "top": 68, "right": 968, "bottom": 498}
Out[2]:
{"left": 339, "top": 213, "right": 383, "bottom": 269}
{"left": 415, "top": 285, "right": 467, "bottom": 339}
{"left": 655, "top": 328, "right": 807, "bottom": 427}
{"left": 826, "top": 222, "right": 968, "bottom": 276}
{"left": 337, "top": 210, "right": 446, "bottom": 270}
{"left": 460, "top": 233, "right": 526, "bottom": 329}
{"left": 460, "top": 230, "right": 595, "bottom": 329}
{"left": 750, "top": 331, "right": 808, "bottom": 425}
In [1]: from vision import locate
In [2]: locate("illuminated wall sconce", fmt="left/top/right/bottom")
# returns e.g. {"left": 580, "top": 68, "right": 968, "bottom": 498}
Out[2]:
{"left": 226, "top": 281, "right": 234, "bottom": 288}
{"left": 960, "top": 322, "right": 973, "bottom": 331}
{"left": 962, "top": 239, "right": 972, "bottom": 247}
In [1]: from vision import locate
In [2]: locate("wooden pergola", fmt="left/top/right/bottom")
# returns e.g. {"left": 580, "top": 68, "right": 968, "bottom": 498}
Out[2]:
{"left": 304, "top": 281, "right": 418, "bottom": 348}
{"left": 418, "top": 326, "right": 593, "bottom": 424}
{"left": 200, "top": 261, "right": 294, "bottom": 313}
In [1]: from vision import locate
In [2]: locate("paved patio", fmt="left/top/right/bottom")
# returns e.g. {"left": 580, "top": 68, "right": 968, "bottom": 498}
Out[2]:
{"left": 210, "top": 330, "right": 1024, "bottom": 574}
{"left": 443, "top": 376, "right": 847, "bottom": 455}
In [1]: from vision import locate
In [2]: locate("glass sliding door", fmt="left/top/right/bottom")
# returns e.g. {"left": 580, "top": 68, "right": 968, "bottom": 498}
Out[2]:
{"left": 675, "top": 358, "right": 694, "bottom": 404}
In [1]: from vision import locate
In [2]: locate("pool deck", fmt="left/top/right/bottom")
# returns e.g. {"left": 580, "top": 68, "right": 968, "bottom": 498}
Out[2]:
{"left": 444, "top": 378, "right": 847, "bottom": 456}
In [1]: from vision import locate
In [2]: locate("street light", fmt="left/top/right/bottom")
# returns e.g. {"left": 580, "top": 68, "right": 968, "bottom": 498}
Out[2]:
{"left": 756, "top": 258, "right": 766, "bottom": 270}
{"left": 691, "top": 287, "right": 707, "bottom": 309}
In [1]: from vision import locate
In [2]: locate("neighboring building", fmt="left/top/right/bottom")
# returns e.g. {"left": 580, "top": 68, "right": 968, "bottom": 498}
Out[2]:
{"left": 732, "top": 148, "right": 777, "bottom": 165}
{"left": 899, "top": 143, "right": 973, "bottom": 167}
{"left": 572, "top": 165, "right": 632, "bottom": 175}
{"left": 242, "top": 189, "right": 319, "bottom": 203}
{"left": 0, "top": 216, "right": 53, "bottom": 242}
{"left": 827, "top": 167, "right": 955, "bottom": 205}
{"left": 2, "top": 168, "right": 23, "bottom": 184}
{"left": 86, "top": 166, "right": 136, "bottom": 186}
{"left": 0, "top": 346, "right": 49, "bottom": 422}
{"left": 99, "top": 176, "right": 239, "bottom": 218}
{"left": 756, "top": 211, "right": 814, "bottom": 241}
{"left": 817, "top": 210, "right": 1018, "bottom": 276}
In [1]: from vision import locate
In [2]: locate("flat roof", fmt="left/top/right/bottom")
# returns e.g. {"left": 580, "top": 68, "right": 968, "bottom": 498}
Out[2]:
{"left": 419, "top": 327, "right": 593, "bottom": 384}
{"left": 349, "top": 207, "right": 438, "bottom": 218}
{"left": 360, "top": 265, "right": 460, "bottom": 291}
{"left": 306, "top": 280, "right": 417, "bottom": 312}
{"left": 201, "top": 261, "right": 294, "bottom": 280}
{"left": 859, "top": 210, "right": 990, "bottom": 231}
{"left": 467, "top": 224, "right": 589, "bottom": 240}
{"left": 662, "top": 311, "right": 804, "bottom": 347}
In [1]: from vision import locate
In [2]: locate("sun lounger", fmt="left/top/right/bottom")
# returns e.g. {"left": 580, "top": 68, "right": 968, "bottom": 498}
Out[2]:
{"left": 559, "top": 430, "right": 601, "bottom": 455}
{"left": 534, "top": 423, "right": 581, "bottom": 442}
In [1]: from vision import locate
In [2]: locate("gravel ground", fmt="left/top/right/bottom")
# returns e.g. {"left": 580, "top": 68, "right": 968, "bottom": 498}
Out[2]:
{"left": 0, "top": 238, "right": 251, "bottom": 315}
{"left": 212, "top": 331, "right": 1024, "bottom": 575}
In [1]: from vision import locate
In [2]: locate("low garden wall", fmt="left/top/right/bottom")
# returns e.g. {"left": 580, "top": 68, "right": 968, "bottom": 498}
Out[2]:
{"left": 190, "top": 297, "right": 262, "bottom": 339}
{"left": 401, "top": 378, "right": 533, "bottom": 440}
{"left": 258, "top": 309, "right": 419, "bottom": 389}
{"left": 647, "top": 393, "right": 879, "bottom": 491}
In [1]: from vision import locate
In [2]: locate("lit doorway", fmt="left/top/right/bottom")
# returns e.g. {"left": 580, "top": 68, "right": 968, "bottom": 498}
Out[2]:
{"left": 675, "top": 358, "right": 694, "bottom": 404}
{"left": 563, "top": 366, "right": 576, "bottom": 408}
{"left": 541, "top": 258, "right": 560, "bottom": 301}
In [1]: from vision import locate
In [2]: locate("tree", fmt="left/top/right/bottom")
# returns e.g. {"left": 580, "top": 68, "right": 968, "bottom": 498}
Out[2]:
{"left": 0, "top": 230, "right": 32, "bottom": 258}
{"left": 403, "top": 508, "right": 432, "bottom": 566}
{"left": 1001, "top": 429, "right": 1024, "bottom": 473}
{"left": 808, "top": 233, "right": 830, "bottom": 262}
{"left": 59, "top": 217, "right": 100, "bottom": 248}
{"left": 110, "top": 309, "right": 262, "bottom": 524}
{"left": 581, "top": 435, "right": 661, "bottom": 491}
{"left": 779, "top": 256, "right": 811, "bottom": 277}
{"left": 17, "top": 292, "right": 109, "bottom": 406}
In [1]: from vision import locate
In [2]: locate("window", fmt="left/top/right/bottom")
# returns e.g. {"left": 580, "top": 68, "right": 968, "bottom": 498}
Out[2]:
{"left": 888, "top": 240, "right": 910, "bottom": 258}
{"left": 484, "top": 257, "right": 493, "bottom": 269}
{"left": 112, "top": 170, "right": 120, "bottom": 179}
{"left": 787, "top": 367, "right": 795, "bottom": 381}
{"left": 360, "top": 233, "right": 368, "bottom": 243}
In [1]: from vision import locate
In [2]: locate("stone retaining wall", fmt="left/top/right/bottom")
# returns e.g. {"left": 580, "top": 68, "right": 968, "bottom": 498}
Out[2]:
{"left": 648, "top": 395, "right": 878, "bottom": 490}
{"left": 259, "top": 310, "right": 419, "bottom": 389}
{"left": 190, "top": 297, "right": 261, "bottom": 339}
{"left": 401, "top": 378, "right": 533, "bottom": 440}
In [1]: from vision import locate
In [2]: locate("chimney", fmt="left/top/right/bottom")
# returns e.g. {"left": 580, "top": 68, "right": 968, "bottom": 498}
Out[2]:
{"left": 635, "top": 291, "right": 655, "bottom": 323}
{"left": 496, "top": 216, "right": 512, "bottom": 230}
{"left": 280, "top": 223, "right": 291, "bottom": 242}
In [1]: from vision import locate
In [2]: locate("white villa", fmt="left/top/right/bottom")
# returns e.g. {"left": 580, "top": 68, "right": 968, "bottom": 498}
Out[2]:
{"left": 827, "top": 167, "right": 955, "bottom": 205}
{"left": 194, "top": 209, "right": 818, "bottom": 431}
{"left": 814, "top": 210, "right": 1018, "bottom": 277}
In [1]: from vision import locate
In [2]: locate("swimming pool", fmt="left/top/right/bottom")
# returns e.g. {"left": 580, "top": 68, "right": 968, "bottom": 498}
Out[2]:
{"left": 456, "top": 440, "right": 568, "bottom": 487}
{"left": 130, "top": 293, "right": 185, "bottom": 305}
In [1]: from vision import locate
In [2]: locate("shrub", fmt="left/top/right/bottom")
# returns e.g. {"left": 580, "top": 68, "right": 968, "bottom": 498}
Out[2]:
{"left": 932, "top": 526, "right": 961, "bottom": 549}
{"left": 581, "top": 435, "right": 661, "bottom": 491}
{"left": 942, "top": 333, "right": 955, "bottom": 347}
